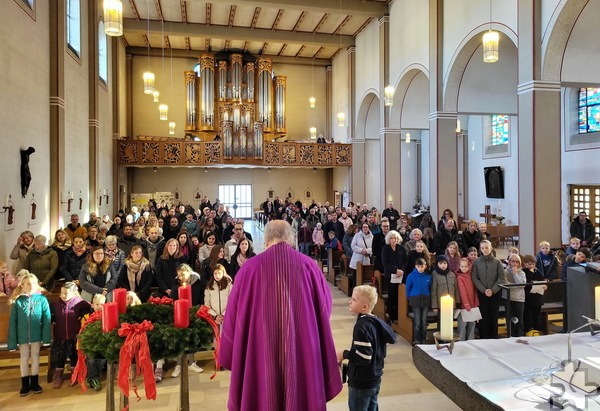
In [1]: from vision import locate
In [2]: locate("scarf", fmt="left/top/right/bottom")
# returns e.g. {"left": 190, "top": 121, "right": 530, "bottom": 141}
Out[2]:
{"left": 52, "top": 240, "right": 72, "bottom": 251}
{"left": 72, "top": 246, "right": 86, "bottom": 257}
{"left": 125, "top": 258, "right": 149, "bottom": 292}
{"left": 236, "top": 253, "right": 247, "bottom": 268}
{"left": 105, "top": 247, "right": 118, "bottom": 261}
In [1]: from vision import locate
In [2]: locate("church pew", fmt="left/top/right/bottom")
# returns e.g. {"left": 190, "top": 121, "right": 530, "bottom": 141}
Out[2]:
{"left": 338, "top": 255, "right": 353, "bottom": 297}
{"left": 326, "top": 248, "right": 344, "bottom": 285}
{"left": 487, "top": 224, "right": 519, "bottom": 248}
{"left": 392, "top": 284, "right": 438, "bottom": 344}
{"left": 372, "top": 270, "right": 388, "bottom": 320}
{"left": 356, "top": 262, "right": 375, "bottom": 286}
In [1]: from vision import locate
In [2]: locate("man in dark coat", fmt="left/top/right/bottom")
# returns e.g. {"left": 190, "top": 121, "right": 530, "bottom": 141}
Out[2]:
{"left": 569, "top": 211, "right": 596, "bottom": 247}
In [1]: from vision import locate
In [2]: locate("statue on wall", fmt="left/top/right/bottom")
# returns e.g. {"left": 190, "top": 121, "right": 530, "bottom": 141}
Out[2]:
{"left": 20, "top": 146, "right": 35, "bottom": 198}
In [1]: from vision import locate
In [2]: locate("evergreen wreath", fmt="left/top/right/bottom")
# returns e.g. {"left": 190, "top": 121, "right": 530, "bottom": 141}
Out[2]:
{"left": 79, "top": 303, "right": 213, "bottom": 363}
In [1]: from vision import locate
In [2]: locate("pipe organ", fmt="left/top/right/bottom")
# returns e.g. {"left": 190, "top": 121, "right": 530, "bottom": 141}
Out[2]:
{"left": 185, "top": 54, "right": 285, "bottom": 159}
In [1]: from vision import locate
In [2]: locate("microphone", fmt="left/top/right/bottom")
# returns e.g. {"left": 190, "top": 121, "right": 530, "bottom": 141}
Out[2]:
{"left": 581, "top": 315, "right": 600, "bottom": 326}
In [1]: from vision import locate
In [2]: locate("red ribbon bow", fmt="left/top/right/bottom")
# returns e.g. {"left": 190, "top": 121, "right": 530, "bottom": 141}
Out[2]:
{"left": 71, "top": 310, "right": 103, "bottom": 391}
{"left": 196, "top": 305, "right": 221, "bottom": 380}
{"left": 148, "top": 296, "right": 174, "bottom": 305}
{"left": 118, "top": 320, "right": 156, "bottom": 410}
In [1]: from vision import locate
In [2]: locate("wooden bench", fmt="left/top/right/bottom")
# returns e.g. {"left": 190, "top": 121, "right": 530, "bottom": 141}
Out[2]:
{"left": 372, "top": 270, "right": 387, "bottom": 320}
{"left": 356, "top": 262, "right": 375, "bottom": 287}
{"left": 392, "top": 284, "right": 438, "bottom": 344}
{"left": 326, "top": 249, "right": 344, "bottom": 285}
{"left": 338, "top": 255, "right": 353, "bottom": 296}
{"left": 487, "top": 224, "right": 519, "bottom": 248}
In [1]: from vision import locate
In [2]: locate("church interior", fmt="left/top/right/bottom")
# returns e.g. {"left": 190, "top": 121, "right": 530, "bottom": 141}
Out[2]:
{"left": 1, "top": 0, "right": 600, "bottom": 409}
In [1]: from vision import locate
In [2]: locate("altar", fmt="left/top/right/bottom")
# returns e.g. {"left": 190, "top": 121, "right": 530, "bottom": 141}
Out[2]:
{"left": 413, "top": 333, "right": 600, "bottom": 410}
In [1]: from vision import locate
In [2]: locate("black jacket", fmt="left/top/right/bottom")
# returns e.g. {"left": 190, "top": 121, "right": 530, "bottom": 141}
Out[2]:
{"left": 570, "top": 217, "right": 596, "bottom": 245}
{"left": 61, "top": 249, "right": 89, "bottom": 281}
{"left": 343, "top": 314, "right": 396, "bottom": 389}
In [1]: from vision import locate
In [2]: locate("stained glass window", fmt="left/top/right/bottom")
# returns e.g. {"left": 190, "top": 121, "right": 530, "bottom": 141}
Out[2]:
{"left": 578, "top": 88, "right": 600, "bottom": 133}
{"left": 491, "top": 114, "right": 509, "bottom": 146}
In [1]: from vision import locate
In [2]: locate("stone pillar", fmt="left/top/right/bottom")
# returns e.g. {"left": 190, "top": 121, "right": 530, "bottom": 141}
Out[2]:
{"left": 49, "top": 0, "right": 66, "bottom": 234}
{"left": 378, "top": 15, "right": 393, "bottom": 210}
{"left": 88, "top": 1, "right": 100, "bottom": 214}
{"left": 381, "top": 128, "right": 402, "bottom": 209}
{"left": 428, "top": 0, "right": 458, "bottom": 219}
{"left": 348, "top": 47, "right": 358, "bottom": 201}
{"left": 351, "top": 141, "right": 366, "bottom": 202}
{"left": 326, "top": 66, "right": 332, "bottom": 140}
{"left": 518, "top": 0, "right": 561, "bottom": 253}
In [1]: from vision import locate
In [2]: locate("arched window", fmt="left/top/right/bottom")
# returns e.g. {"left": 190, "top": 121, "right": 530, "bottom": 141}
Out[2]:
{"left": 98, "top": 21, "right": 108, "bottom": 84}
{"left": 66, "top": 0, "right": 81, "bottom": 56}
{"left": 578, "top": 88, "right": 600, "bottom": 133}
{"left": 193, "top": 63, "right": 200, "bottom": 76}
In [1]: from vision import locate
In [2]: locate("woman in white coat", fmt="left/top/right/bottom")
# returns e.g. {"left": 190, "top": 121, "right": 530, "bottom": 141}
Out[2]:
{"left": 350, "top": 222, "right": 373, "bottom": 270}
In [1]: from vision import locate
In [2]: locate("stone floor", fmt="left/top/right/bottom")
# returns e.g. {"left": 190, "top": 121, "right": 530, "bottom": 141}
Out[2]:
{"left": 0, "top": 221, "right": 499, "bottom": 410}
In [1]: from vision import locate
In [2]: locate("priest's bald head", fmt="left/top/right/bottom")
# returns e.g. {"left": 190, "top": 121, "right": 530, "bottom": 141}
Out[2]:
{"left": 264, "top": 220, "right": 295, "bottom": 248}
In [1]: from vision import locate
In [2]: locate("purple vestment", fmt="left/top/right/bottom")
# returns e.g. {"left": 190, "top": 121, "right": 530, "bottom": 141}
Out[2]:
{"left": 220, "top": 242, "right": 343, "bottom": 411}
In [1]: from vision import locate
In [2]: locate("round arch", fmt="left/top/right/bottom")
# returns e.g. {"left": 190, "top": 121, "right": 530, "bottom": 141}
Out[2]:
{"left": 389, "top": 64, "right": 430, "bottom": 129}
{"left": 355, "top": 89, "right": 380, "bottom": 140}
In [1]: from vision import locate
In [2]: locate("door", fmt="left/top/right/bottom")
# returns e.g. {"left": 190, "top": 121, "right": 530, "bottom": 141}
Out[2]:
{"left": 218, "top": 184, "right": 253, "bottom": 219}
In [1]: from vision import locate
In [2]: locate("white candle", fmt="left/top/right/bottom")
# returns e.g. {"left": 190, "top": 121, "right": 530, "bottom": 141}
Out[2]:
{"left": 440, "top": 295, "right": 454, "bottom": 341}
{"left": 595, "top": 286, "right": 600, "bottom": 321}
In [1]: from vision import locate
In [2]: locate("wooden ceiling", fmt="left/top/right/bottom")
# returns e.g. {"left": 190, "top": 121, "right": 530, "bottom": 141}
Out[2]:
{"left": 122, "top": 0, "right": 389, "bottom": 63}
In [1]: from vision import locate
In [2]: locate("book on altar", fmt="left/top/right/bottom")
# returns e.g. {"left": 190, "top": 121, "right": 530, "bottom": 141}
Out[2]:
{"left": 460, "top": 307, "right": 482, "bottom": 322}
{"left": 530, "top": 282, "right": 546, "bottom": 295}
{"left": 390, "top": 273, "right": 403, "bottom": 284}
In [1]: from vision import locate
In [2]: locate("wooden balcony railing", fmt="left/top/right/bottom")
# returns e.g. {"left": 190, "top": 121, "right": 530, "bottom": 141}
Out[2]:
{"left": 116, "top": 139, "right": 352, "bottom": 167}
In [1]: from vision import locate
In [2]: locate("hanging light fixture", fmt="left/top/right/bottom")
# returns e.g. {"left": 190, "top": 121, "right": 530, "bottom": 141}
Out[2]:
{"left": 153, "top": 90, "right": 160, "bottom": 102}
{"left": 456, "top": 119, "right": 461, "bottom": 133}
{"left": 483, "top": 0, "right": 499, "bottom": 63}
{"left": 337, "top": 112, "right": 345, "bottom": 127}
{"left": 143, "top": 0, "right": 155, "bottom": 94}
{"left": 169, "top": 121, "right": 176, "bottom": 135}
{"left": 159, "top": 104, "right": 168, "bottom": 120}
{"left": 384, "top": 85, "right": 395, "bottom": 106}
{"left": 103, "top": 0, "right": 123, "bottom": 36}
{"left": 310, "top": 127, "right": 317, "bottom": 139}
{"left": 405, "top": 132, "right": 411, "bottom": 144}
{"left": 309, "top": 96, "right": 316, "bottom": 109}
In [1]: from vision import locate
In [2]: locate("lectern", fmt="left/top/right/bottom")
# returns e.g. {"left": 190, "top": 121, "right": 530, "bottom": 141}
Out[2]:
{"left": 566, "top": 265, "right": 600, "bottom": 331}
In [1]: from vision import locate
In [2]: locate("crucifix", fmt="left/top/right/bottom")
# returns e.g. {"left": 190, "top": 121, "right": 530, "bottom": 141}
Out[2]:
{"left": 479, "top": 205, "right": 496, "bottom": 225}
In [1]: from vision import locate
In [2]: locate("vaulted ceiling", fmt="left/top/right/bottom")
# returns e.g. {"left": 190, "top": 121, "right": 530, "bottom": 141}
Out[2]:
{"left": 122, "top": 0, "right": 389, "bottom": 64}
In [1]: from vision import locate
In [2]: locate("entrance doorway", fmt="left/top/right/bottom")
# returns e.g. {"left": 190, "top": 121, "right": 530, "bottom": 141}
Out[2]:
{"left": 218, "top": 184, "right": 253, "bottom": 219}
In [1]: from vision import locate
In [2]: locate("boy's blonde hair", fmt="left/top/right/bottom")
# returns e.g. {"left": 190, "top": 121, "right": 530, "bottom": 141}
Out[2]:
{"left": 353, "top": 285, "right": 378, "bottom": 312}
{"left": 508, "top": 247, "right": 519, "bottom": 254}
{"left": 539, "top": 241, "right": 550, "bottom": 247}
{"left": 92, "top": 294, "right": 107, "bottom": 305}
{"left": 126, "top": 291, "right": 142, "bottom": 306}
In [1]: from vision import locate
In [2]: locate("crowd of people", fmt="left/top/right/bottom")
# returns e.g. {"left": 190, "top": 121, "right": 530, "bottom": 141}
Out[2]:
{"left": 2, "top": 195, "right": 598, "bottom": 410}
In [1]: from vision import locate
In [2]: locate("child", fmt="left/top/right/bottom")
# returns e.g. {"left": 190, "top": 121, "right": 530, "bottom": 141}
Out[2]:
{"left": 86, "top": 294, "right": 107, "bottom": 391}
{"left": 325, "top": 230, "right": 342, "bottom": 252}
{"left": 336, "top": 285, "right": 396, "bottom": 410}
{"left": 561, "top": 247, "right": 592, "bottom": 282}
{"left": 0, "top": 259, "right": 18, "bottom": 297}
{"left": 445, "top": 241, "right": 462, "bottom": 274}
{"left": 404, "top": 241, "right": 431, "bottom": 284}
{"left": 456, "top": 258, "right": 479, "bottom": 341}
{"left": 8, "top": 271, "right": 51, "bottom": 396}
{"left": 126, "top": 291, "right": 142, "bottom": 307}
{"left": 50, "top": 282, "right": 91, "bottom": 388}
{"left": 312, "top": 222, "right": 325, "bottom": 258}
{"left": 297, "top": 220, "right": 312, "bottom": 256}
{"left": 522, "top": 255, "right": 546, "bottom": 334}
{"left": 505, "top": 254, "right": 526, "bottom": 337}
{"left": 405, "top": 258, "right": 432, "bottom": 344}
{"left": 430, "top": 255, "right": 461, "bottom": 314}
{"left": 466, "top": 247, "right": 479, "bottom": 267}
{"left": 154, "top": 264, "right": 204, "bottom": 382}
{"left": 565, "top": 237, "right": 581, "bottom": 257}
{"left": 535, "top": 241, "right": 559, "bottom": 280}
{"left": 502, "top": 246, "right": 520, "bottom": 269}
{"left": 204, "top": 263, "right": 233, "bottom": 327}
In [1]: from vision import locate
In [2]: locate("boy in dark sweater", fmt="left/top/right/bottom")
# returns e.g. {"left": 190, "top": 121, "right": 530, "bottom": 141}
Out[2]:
{"left": 337, "top": 285, "right": 396, "bottom": 411}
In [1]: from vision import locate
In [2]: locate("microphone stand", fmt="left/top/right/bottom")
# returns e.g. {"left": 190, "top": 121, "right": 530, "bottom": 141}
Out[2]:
{"left": 563, "top": 315, "right": 600, "bottom": 366}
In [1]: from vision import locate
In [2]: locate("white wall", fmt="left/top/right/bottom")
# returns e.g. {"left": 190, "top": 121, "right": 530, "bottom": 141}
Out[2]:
{"left": 355, "top": 20, "right": 380, "bottom": 117}
{"left": 331, "top": 51, "right": 349, "bottom": 142}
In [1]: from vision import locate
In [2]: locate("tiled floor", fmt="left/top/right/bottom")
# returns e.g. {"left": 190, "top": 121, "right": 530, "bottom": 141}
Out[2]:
{"left": 0, "top": 221, "right": 472, "bottom": 410}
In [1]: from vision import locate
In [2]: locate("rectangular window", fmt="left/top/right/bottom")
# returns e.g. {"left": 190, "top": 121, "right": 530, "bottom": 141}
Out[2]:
{"left": 66, "top": 0, "right": 81, "bottom": 57}
{"left": 218, "top": 184, "right": 253, "bottom": 219}
{"left": 578, "top": 88, "right": 600, "bottom": 134}
{"left": 491, "top": 114, "right": 509, "bottom": 146}
{"left": 569, "top": 185, "right": 600, "bottom": 239}
{"left": 98, "top": 22, "right": 108, "bottom": 84}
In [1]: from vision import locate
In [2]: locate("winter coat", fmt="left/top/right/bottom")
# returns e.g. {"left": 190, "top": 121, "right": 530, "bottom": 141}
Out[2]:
{"left": 24, "top": 247, "right": 59, "bottom": 291}
{"left": 78, "top": 264, "right": 117, "bottom": 302}
{"left": 204, "top": 280, "right": 233, "bottom": 317}
{"left": 50, "top": 296, "right": 91, "bottom": 341}
{"left": 505, "top": 268, "right": 527, "bottom": 302}
{"left": 342, "top": 314, "right": 396, "bottom": 390}
{"left": 144, "top": 237, "right": 165, "bottom": 268}
{"left": 471, "top": 253, "right": 506, "bottom": 295}
{"left": 0, "top": 271, "right": 18, "bottom": 296}
{"left": 430, "top": 269, "right": 461, "bottom": 309}
{"left": 8, "top": 292, "right": 51, "bottom": 350}
{"left": 570, "top": 217, "right": 596, "bottom": 245}
{"left": 10, "top": 243, "right": 33, "bottom": 274}
{"left": 350, "top": 231, "right": 373, "bottom": 270}
{"left": 405, "top": 268, "right": 432, "bottom": 308}
{"left": 535, "top": 251, "right": 559, "bottom": 280}
{"left": 456, "top": 271, "right": 479, "bottom": 310}
{"left": 155, "top": 255, "right": 187, "bottom": 296}
{"left": 117, "top": 260, "right": 154, "bottom": 302}
{"left": 60, "top": 249, "right": 89, "bottom": 281}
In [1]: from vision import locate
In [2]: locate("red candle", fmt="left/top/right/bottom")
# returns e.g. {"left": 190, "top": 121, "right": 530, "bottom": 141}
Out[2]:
{"left": 174, "top": 299, "right": 189, "bottom": 328}
{"left": 178, "top": 285, "right": 192, "bottom": 305}
{"left": 113, "top": 288, "right": 127, "bottom": 314}
{"left": 102, "top": 302, "right": 119, "bottom": 332}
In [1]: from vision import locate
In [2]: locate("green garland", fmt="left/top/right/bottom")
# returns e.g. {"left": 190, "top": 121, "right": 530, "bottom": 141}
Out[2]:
{"left": 79, "top": 304, "right": 213, "bottom": 363}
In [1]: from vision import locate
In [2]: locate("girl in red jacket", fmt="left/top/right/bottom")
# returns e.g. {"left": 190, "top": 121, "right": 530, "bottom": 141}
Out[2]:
{"left": 456, "top": 258, "right": 480, "bottom": 341}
